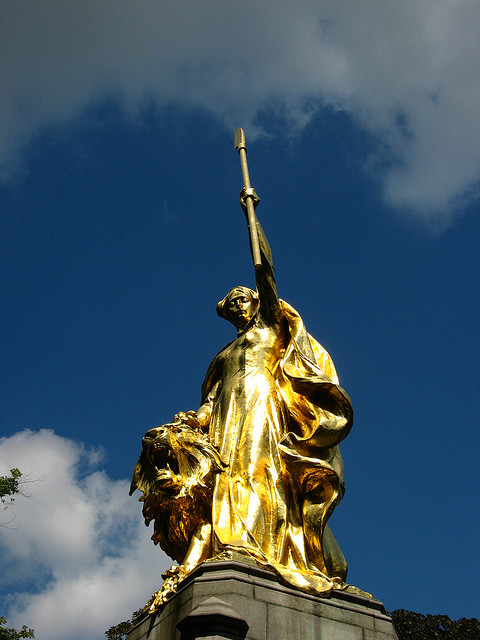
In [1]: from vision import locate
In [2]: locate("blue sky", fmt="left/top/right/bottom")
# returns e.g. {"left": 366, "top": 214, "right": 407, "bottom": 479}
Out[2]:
{"left": 1, "top": 3, "right": 479, "bottom": 638}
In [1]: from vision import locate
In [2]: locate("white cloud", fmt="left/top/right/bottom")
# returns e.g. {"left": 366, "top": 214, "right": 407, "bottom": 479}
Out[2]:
{"left": 1, "top": 1, "right": 479, "bottom": 222}
{"left": 0, "top": 430, "right": 168, "bottom": 640}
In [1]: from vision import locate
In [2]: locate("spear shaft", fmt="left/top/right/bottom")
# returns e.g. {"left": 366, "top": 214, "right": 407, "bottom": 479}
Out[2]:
{"left": 234, "top": 128, "right": 262, "bottom": 269}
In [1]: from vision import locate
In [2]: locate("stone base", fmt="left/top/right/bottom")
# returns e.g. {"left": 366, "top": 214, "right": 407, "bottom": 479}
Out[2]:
{"left": 127, "top": 559, "right": 398, "bottom": 640}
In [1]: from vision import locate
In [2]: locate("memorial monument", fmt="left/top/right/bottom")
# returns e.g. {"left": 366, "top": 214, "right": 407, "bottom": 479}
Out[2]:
{"left": 127, "top": 130, "right": 398, "bottom": 639}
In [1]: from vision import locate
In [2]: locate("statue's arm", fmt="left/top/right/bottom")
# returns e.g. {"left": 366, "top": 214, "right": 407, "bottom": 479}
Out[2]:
{"left": 241, "top": 189, "right": 280, "bottom": 325}
{"left": 196, "top": 360, "right": 222, "bottom": 430}
{"left": 255, "top": 216, "right": 281, "bottom": 324}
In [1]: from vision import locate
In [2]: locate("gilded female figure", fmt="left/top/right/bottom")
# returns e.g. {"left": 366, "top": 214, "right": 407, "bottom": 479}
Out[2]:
{"left": 170, "top": 192, "right": 354, "bottom": 596}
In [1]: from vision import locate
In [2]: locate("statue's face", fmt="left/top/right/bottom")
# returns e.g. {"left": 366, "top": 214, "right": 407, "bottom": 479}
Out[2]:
{"left": 227, "top": 292, "right": 255, "bottom": 329}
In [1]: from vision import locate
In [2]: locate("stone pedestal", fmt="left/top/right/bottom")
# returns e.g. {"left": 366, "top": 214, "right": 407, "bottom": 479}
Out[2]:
{"left": 127, "top": 559, "right": 398, "bottom": 640}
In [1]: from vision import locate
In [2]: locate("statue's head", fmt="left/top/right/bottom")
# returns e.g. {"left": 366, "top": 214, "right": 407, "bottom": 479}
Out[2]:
{"left": 217, "top": 286, "right": 259, "bottom": 330}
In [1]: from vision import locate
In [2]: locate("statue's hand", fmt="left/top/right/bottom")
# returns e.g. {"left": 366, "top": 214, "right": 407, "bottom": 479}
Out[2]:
{"left": 173, "top": 410, "right": 200, "bottom": 429}
{"left": 240, "top": 187, "right": 260, "bottom": 212}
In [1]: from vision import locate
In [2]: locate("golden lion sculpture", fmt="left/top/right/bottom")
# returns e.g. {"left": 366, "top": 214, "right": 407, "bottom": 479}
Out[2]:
{"left": 130, "top": 419, "right": 227, "bottom": 609}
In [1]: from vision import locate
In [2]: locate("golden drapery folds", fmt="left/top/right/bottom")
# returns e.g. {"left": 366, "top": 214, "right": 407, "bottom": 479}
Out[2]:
{"left": 131, "top": 212, "right": 354, "bottom": 611}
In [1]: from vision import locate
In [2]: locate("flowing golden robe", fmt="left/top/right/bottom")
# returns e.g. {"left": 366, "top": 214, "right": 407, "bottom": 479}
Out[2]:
{"left": 198, "top": 217, "right": 353, "bottom": 596}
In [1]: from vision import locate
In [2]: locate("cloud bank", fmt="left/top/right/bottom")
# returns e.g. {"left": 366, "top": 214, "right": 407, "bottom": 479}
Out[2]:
{"left": 1, "top": 1, "right": 479, "bottom": 221}
{"left": 0, "top": 430, "right": 166, "bottom": 640}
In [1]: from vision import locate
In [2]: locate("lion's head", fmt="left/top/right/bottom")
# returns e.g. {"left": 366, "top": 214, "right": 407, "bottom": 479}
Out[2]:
{"left": 130, "top": 422, "right": 226, "bottom": 563}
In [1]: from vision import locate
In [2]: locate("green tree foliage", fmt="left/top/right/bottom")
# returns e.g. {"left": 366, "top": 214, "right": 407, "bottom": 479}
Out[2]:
{"left": 391, "top": 609, "right": 480, "bottom": 639}
{"left": 0, "top": 469, "right": 23, "bottom": 507}
{"left": 105, "top": 620, "right": 132, "bottom": 640}
{"left": 105, "top": 610, "right": 143, "bottom": 640}
{"left": 0, "top": 467, "right": 35, "bottom": 528}
{"left": 1, "top": 470, "right": 35, "bottom": 638}
{"left": 0, "top": 617, "right": 34, "bottom": 640}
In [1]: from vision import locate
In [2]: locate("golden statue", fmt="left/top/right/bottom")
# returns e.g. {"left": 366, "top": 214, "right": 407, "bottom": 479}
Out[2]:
{"left": 131, "top": 130, "right": 354, "bottom": 612}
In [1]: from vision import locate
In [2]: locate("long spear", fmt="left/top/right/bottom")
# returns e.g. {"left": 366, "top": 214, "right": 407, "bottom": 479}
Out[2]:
{"left": 234, "top": 128, "right": 262, "bottom": 270}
